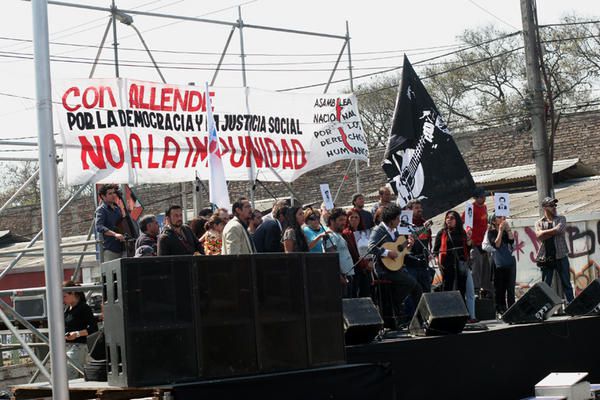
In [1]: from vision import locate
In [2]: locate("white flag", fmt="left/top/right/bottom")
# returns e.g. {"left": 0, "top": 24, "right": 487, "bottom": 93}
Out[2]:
{"left": 206, "top": 82, "right": 230, "bottom": 212}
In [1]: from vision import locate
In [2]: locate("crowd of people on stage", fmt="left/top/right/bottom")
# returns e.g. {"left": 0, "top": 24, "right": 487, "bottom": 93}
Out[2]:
{"left": 94, "top": 183, "right": 574, "bottom": 324}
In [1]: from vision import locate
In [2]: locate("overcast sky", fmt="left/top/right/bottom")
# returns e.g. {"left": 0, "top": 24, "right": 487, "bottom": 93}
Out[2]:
{"left": 0, "top": 0, "right": 599, "bottom": 157}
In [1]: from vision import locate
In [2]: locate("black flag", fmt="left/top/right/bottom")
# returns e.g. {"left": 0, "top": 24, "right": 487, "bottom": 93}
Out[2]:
{"left": 382, "top": 56, "right": 475, "bottom": 219}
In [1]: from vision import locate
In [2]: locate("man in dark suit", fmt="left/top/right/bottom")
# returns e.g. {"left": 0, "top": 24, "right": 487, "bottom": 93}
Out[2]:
{"left": 369, "top": 204, "right": 422, "bottom": 323}
{"left": 157, "top": 205, "right": 203, "bottom": 256}
{"left": 253, "top": 203, "right": 288, "bottom": 252}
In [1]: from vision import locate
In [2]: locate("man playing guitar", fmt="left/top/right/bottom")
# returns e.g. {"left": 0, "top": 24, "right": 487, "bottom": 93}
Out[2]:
{"left": 369, "top": 204, "right": 422, "bottom": 323}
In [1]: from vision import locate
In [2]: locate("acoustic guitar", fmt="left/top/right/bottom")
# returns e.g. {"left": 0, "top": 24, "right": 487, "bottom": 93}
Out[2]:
{"left": 380, "top": 221, "right": 433, "bottom": 272}
{"left": 381, "top": 236, "right": 412, "bottom": 272}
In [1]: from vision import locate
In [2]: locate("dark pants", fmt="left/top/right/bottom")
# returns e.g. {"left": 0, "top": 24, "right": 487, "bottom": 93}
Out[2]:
{"left": 405, "top": 266, "right": 434, "bottom": 293}
{"left": 354, "top": 269, "right": 373, "bottom": 298}
{"left": 441, "top": 262, "right": 468, "bottom": 298}
{"left": 378, "top": 268, "right": 422, "bottom": 320}
{"left": 404, "top": 266, "right": 433, "bottom": 319}
{"left": 342, "top": 275, "right": 356, "bottom": 299}
{"left": 541, "top": 257, "right": 574, "bottom": 302}
{"left": 494, "top": 265, "right": 516, "bottom": 313}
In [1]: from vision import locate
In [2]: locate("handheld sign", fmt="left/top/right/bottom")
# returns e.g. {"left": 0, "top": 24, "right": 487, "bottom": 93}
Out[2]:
{"left": 464, "top": 202, "right": 474, "bottom": 229}
{"left": 494, "top": 192, "right": 510, "bottom": 217}
{"left": 320, "top": 183, "right": 334, "bottom": 210}
{"left": 397, "top": 210, "right": 413, "bottom": 235}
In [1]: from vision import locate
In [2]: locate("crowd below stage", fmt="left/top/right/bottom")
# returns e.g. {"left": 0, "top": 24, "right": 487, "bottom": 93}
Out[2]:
{"left": 95, "top": 183, "right": 574, "bottom": 324}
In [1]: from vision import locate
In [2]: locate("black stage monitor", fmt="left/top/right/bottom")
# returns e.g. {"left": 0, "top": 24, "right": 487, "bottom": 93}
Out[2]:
{"left": 409, "top": 291, "right": 468, "bottom": 336}
{"left": 342, "top": 298, "right": 383, "bottom": 345}
{"left": 565, "top": 278, "right": 600, "bottom": 316}
{"left": 502, "top": 281, "right": 562, "bottom": 324}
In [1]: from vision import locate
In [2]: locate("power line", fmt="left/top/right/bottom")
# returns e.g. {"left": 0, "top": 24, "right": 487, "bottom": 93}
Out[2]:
{"left": 0, "top": 35, "right": 465, "bottom": 59}
{"left": 467, "top": 0, "right": 520, "bottom": 30}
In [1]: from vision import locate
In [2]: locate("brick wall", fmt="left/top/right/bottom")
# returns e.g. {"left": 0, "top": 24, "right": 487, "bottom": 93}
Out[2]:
{"left": 1, "top": 110, "right": 599, "bottom": 238}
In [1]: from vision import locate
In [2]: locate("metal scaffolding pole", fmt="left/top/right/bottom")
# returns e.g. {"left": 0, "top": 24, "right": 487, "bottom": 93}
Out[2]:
{"left": 45, "top": 1, "right": 346, "bottom": 39}
{"left": 0, "top": 307, "right": 51, "bottom": 381}
{"left": 31, "top": 0, "right": 69, "bottom": 396}
{"left": 211, "top": 26, "right": 237, "bottom": 86}
{"left": 323, "top": 41, "right": 347, "bottom": 94}
{"left": 237, "top": 6, "right": 256, "bottom": 207}
{"left": 346, "top": 21, "right": 360, "bottom": 194}
{"left": 0, "top": 182, "right": 91, "bottom": 282}
{"left": 0, "top": 168, "right": 39, "bottom": 217}
{"left": 110, "top": 0, "right": 120, "bottom": 78}
{"left": 88, "top": 18, "right": 112, "bottom": 78}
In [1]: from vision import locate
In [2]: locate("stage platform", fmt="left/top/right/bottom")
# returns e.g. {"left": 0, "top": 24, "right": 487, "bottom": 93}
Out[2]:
{"left": 347, "top": 315, "right": 600, "bottom": 400}
{"left": 11, "top": 363, "right": 390, "bottom": 400}
{"left": 11, "top": 316, "right": 599, "bottom": 400}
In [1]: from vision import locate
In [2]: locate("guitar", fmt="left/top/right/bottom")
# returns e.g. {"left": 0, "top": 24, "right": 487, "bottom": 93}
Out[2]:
{"left": 381, "top": 236, "right": 411, "bottom": 272}
{"left": 380, "top": 221, "right": 433, "bottom": 272}
{"left": 392, "top": 112, "right": 435, "bottom": 206}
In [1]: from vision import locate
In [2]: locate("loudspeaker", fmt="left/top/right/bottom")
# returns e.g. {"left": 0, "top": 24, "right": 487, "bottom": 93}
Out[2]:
{"left": 254, "top": 253, "right": 308, "bottom": 371}
{"left": 303, "top": 253, "right": 345, "bottom": 366}
{"left": 342, "top": 298, "right": 383, "bottom": 345}
{"left": 103, "top": 256, "right": 199, "bottom": 387}
{"left": 502, "top": 281, "right": 562, "bottom": 324}
{"left": 565, "top": 278, "right": 600, "bottom": 316}
{"left": 195, "top": 255, "right": 258, "bottom": 377}
{"left": 102, "top": 253, "right": 345, "bottom": 387}
{"left": 409, "top": 291, "right": 469, "bottom": 336}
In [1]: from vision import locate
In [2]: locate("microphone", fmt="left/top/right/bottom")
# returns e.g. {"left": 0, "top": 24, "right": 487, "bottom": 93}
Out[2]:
{"left": 399, "top": 220, "right": 414, "bottom": 227}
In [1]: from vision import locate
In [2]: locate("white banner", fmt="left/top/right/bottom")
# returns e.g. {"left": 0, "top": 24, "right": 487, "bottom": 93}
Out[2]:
{"left": 57, "top": 79, "right": 369, "bottom": 185}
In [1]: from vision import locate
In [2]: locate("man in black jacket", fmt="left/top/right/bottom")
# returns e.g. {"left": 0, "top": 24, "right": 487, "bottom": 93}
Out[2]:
{"left": 253, "top": 203, "right": 288, "bottom": 252}
{"left": 369, "top": 204, "right": 421, "bottom": 323}
{"left": 135, "top": 214, "right": 159, "bottom": 255}
{"left": 157, "top": 205, "right": 203, "bottom": 256}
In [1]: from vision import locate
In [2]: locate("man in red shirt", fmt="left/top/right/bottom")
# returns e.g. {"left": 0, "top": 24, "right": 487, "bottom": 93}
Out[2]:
{"left": 462, "top": 187, "right": 493, "bottom": 298}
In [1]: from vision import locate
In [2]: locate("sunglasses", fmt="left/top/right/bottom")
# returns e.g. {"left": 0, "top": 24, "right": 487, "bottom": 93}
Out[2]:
{"left": 307, "top": 216, "right": 318, "bottom": 221}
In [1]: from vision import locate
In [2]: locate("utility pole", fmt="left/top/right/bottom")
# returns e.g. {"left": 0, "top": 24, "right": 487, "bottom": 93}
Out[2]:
{"left": 520, "top": 0, "right": 552, "bottom": 213}
{"left": 31, "top": 1, "right": 70, "bottom": 398}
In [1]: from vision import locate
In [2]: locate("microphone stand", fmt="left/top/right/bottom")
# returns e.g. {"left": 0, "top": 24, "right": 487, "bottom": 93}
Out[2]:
{"left": 406, "top": 223, "right": 436, "bottom": 269}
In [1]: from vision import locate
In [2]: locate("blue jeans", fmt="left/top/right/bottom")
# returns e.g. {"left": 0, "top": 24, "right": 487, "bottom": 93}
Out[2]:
{"left": 541, "top": 256, "right": 574, "bottom": 302}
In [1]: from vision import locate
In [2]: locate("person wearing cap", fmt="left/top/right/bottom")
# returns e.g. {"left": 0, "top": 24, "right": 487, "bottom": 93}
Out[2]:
{"left": 352, "top": 193, "right": 374, "bottom": 230}
{"left": 535, "top": 197, "right": 574, "bottom": 302}
{"left": 462, "top": 187, "right": 493, "bottom": 299}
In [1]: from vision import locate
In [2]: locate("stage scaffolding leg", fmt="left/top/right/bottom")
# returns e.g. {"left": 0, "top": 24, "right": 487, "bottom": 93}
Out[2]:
{"left": 71, "top": 219, "right": 96, "bottom": 282}
{"left": 323, "top": 41, "right": 347, "bottom": 94}
{"left": 211, "top": 25, "right": 237, "bottom": 86}
{"left": 88, "top": 18, "right": 112, "bottom": 78}
{"left": 0, "top": 307, "right": 51, "bottom": 382}
{"left": 346, "top": 21, "right": 360, "bottom": 194}
{"left": 0, "top": 299, "right": 84, "bottom": 381}
{"left": 32, "top": 1, "right": 69, "bottom": 396}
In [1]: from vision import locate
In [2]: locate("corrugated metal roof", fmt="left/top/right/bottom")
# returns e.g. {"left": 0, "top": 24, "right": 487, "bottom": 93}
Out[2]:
{"left": 0, "top": 234, "right": 98, "bottom": 273}
{"left": 472, "top": 158, "right": 585, "bottom": 185}
{"left": 430, "top": 175, "right": 600, "bottom": 229}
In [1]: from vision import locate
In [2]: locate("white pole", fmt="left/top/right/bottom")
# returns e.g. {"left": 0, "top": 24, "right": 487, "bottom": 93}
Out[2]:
{"left": 31, "top": 1, "right": 70, "bottom": 398}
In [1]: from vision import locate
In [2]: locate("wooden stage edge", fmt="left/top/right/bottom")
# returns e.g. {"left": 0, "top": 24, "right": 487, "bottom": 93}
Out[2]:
{"left": 11, "top": 379, "right": 172, "bottom": 400}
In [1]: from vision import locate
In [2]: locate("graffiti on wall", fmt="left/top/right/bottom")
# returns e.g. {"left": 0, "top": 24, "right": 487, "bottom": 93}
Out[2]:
{"left": 512, "top": 219, "right": 600, "bottom": 295}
